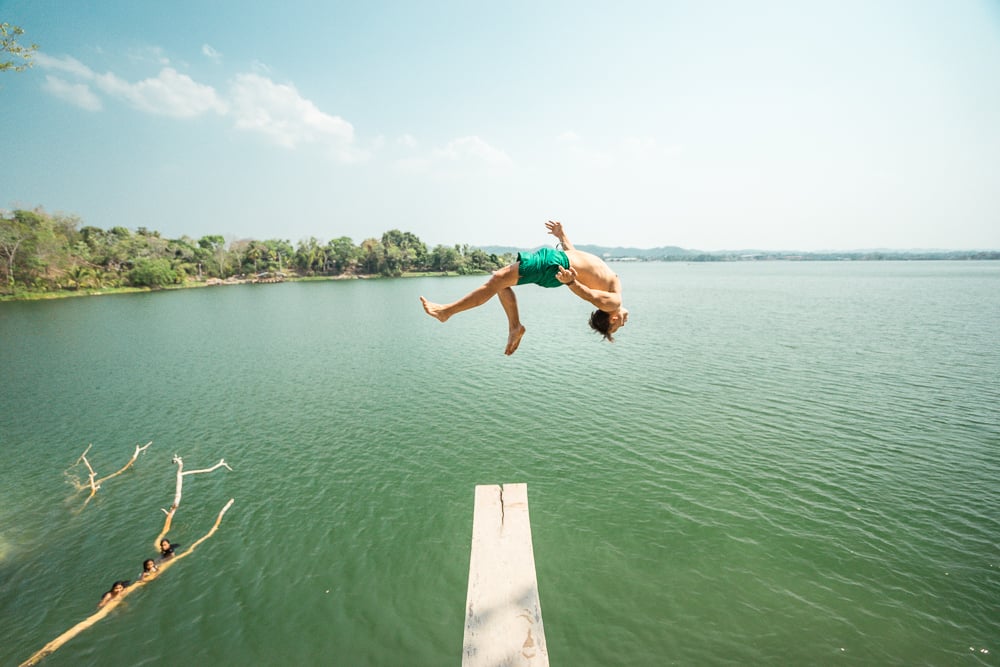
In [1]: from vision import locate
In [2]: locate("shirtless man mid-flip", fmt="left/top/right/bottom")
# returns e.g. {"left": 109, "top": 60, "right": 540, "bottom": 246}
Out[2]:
{"left": 420, "top": 220, "right": 629, "bottom": 355}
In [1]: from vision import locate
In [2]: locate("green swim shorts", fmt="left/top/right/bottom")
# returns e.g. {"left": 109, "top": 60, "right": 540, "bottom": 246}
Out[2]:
{"left": 516, "top": 247, "right": 570, "bottom": 288}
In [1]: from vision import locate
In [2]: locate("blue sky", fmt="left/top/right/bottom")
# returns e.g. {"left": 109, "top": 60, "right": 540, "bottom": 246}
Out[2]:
{"left": 2, "top": 0, "right": 998, "bottom": 250}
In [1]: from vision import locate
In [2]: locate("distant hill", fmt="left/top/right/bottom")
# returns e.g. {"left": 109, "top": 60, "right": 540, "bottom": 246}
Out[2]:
{"left": 478, "top": 244, "right": 999, "bottom": 262}
{"left": 480, "top": 244, "right": 698, "bottom": 259}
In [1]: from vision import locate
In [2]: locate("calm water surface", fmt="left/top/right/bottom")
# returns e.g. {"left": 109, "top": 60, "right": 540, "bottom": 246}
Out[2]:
{"left": 1, "top": 261, "right": 998, "bottom": 666}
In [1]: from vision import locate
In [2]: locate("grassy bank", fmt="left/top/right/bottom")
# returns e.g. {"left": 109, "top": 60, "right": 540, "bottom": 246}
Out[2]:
{"left": 0, "top": 270, "right": 483, "bottom": 303}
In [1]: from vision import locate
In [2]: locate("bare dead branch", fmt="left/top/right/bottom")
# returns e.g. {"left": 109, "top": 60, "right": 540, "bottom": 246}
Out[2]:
{"left": 79, "top": 453, "right": 99, "bottom": 507}
{"left": 67, "top": 442, "right": 153, "bottom": 509}
{"left": 74, "top": 444, "right": 93, "bottom": 466}
{"left": 154, "top": 456, "right": 231, "bottom": 550}
{"left": 95, "top": 442, "right": 152, "bottom": 485}
{"left": 182, "top": 459, "right": 231, "bottom": 476}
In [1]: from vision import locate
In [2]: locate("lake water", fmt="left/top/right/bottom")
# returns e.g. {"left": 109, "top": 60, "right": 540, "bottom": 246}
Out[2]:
{"left": 1, "top": 261, "right": 998, "bottom": 666}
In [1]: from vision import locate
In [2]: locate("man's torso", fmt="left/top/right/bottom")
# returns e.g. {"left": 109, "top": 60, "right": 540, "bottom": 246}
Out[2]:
{"left": 565, "top": 249, "right": 619, "bottom": 293}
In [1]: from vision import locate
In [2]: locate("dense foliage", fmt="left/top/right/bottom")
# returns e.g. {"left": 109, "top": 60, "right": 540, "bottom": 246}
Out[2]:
{"left": 0, "top": 207, "right": 513, "bottom": 297}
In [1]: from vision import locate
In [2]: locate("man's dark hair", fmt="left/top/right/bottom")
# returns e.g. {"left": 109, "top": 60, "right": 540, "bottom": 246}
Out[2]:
{"left": 589, "top": 309, "right": 614, "bottom": 342}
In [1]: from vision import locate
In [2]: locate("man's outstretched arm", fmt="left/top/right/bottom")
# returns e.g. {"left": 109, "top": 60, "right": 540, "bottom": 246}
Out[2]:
{"left": 546, "top": 220, "right": 574, "bottom": 251}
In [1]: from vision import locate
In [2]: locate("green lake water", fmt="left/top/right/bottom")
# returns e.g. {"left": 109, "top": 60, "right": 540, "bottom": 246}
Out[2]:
{"left": 1, "top": 261, "right": 998, "bottom": 666}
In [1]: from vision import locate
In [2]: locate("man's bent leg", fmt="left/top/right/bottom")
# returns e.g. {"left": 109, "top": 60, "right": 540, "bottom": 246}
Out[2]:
{"left": 420, "top": 263, "right": 520, "bottom": 323}
{"left": 497, "top": 286, "right": 526, "bottom": 355}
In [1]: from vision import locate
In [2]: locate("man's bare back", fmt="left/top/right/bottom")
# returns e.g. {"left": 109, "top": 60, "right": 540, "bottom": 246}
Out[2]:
{"left": 563, "top": 249, "right": 621, "bottom": 295}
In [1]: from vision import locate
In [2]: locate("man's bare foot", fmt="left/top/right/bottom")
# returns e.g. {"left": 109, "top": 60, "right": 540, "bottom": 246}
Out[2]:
{"left": 420, "top": 296, "right": 450, "bottom": 323}
{"left": 505, "top": 325, "right": 526, "bottom": 356}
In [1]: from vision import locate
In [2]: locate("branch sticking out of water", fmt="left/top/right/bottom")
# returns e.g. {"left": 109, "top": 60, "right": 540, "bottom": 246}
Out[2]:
{"left": 154, "top": 455, "right": 232, "bottom": 550}
{"left": 67, "top": 442, "right": 153, "bottom": 509}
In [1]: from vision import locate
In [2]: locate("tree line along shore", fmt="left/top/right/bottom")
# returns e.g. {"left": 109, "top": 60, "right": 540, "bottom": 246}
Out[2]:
{"left": 0, "top": 207, "right": 516, "bottom": 300}
{"left": 3, "top": 207, "right": 997, "bottom": 302}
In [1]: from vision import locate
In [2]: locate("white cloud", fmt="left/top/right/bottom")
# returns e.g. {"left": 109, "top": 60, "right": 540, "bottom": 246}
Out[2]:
{"left": 397, "top": 133, "right": 418, "bottom": 149}
{"left": 32, "top": 50, "right": 364, "bottom": 161}
{"left": 555, "top": 130, "right": 581, "bottom": 143}
{"left": 41, "top": 75, "right": 102, "bottom": 111}
{"left": 228, "top": 73, "right": 355, "bottom": 153}
{"left": 35, "top": 52, "right": 226, "bottom": 119}
{"left": 95, "top": 67, "right": 228, "bottom": 118}
{"left": 33, "top": 52, "right": 95, "bottom": 79}
{"left": 202, "top": 44, "right": 222, "bottom": 62}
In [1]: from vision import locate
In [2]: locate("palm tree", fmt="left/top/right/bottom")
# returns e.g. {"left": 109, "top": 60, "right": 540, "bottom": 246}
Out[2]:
{"left": 246, "top": 243, "right": 263, "bottom": 274}
{"left": 67, "top": 265, "right": 92, "bottom": 290}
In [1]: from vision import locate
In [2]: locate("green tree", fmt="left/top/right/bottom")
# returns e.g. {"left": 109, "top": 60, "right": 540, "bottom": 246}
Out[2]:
{"left": 104, "top": 226, "right": 134, "bottom": 273}
{"left": 1, "top": 23, "right": 37, "bottom": 73}
{"left": 383, "top": 244, "right": 404, "bottom": 277}
{"left": 262, "top": 239, "right": 294, "bottom": 273}
{"left": 326, "top": 236, "right": 359, "bottom": 275}
{"left": 463, "top": 247, "right": 495, "bottom": 273}
{"left": 244, "top": 241, "right": 265, "bottom": 274}
{"left": 429, "top": 244, "right": 465, "bottom": 272}
{"left": 227, "top": 239, "right": 248, "bottom": 277}
{"left": 1, "top": 208, "right": 76, "bottom": 291}
{"left": 128, "top": 258, "right": 178, "bottom": 287}
{"left": 166, "top": 236, "right": 199, "bottom": 279}
{"left": 197, "top": 235, "right": 228, "bottom": 277}
{"left": 381, "top": 229, "right": 428, "bottom": 272}
{"left": 358, "top": 238, "right": 385, "bottom": 275}
{"left": 0, "top": 210, "right": 28, "bottom": 292}
{"left": 66, "top": 265, "right": 93, "bottom": 290}
{"left": 295, "top": 236, "right": 326, "bottom": 275}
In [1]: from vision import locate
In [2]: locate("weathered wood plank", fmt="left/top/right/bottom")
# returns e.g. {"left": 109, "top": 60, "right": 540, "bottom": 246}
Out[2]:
{"left": 463, "top": 483, "right": 549, "bottom": 667}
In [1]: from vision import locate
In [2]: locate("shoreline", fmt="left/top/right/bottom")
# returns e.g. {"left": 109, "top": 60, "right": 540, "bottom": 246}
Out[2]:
{"left": 0, "top": 270, "right": 478, "bottom": 303}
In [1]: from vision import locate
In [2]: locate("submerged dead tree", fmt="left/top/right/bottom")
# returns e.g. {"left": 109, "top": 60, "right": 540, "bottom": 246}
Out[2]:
{"left": 20, "top": 498, "right": 234, "bottom": 667}
{"left": 67, "top": 442, "right": 153, "bottom": 508}
{"left": 154, "top": 455, "right": 231, "bottom": 549}
{"left": 21, "top": 453, "right": 234, "bottom": 666}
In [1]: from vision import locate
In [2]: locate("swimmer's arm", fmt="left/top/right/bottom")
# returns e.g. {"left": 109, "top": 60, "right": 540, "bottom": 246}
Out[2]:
{"left": 568, "top": 283, "right": 622, "bottom": 311}
{"left": 556, "top": 267, "right": 622, "bottom": 311}
{"left": 546, "top": 220, "right": 574, "bottom": 251}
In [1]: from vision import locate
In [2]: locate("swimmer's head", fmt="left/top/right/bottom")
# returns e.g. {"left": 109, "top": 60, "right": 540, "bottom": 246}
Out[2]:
{"left": 589, "top": 307, "right": 628, "bottom": 342}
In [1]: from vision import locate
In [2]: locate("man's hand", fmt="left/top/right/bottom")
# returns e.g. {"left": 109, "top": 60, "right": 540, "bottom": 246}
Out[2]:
{"left": 556, "top": 265, "right": 578, "bottom": 285}
{"left": 546, "top": 220, "right": 566, "bottom": 237}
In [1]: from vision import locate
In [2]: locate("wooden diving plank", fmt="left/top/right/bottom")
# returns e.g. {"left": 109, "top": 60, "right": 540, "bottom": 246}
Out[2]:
{"left": 462, "top": 483, "right": 549, "bottom": 667}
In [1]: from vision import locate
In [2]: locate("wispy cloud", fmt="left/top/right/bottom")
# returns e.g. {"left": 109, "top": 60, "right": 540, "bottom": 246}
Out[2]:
{"left": 94, "top": 68, "right": 228, "bottom": 118}
{"left": 31, "top": 50, "right": 370, "bottom": 161}
{"left": 41, "top": 75, "right": 102, "bottom": 111}
{"left": 229, "top": 73, "right": 355, "bottom": 155}
{"left": 202, "top": 44, "right": 222, "bottom": 62}
{"left": 33, "top": 52, "right": 95, "bottom": 78}
{"left": 35, "top": 52, "right": 225, "bottom": 118}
